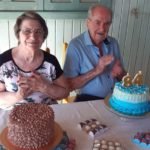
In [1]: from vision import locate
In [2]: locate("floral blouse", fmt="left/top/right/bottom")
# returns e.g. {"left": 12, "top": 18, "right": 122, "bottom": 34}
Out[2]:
{"left": 0, "top": 49, "right": 63, "bottom": 106}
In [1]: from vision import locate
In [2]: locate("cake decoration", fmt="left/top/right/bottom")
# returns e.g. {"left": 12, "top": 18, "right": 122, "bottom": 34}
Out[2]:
{"left": 122, "top": 70, "right": 143, "bottom": 87}
{"left": 92, "top": 139, "right": 124, "bottom": 150}
{"left": 132, "top": 132, "right": 150, "bottom": 148}
{"left": 132, "top": 70, "right": 143, "bottom": 86}
{"left": 78, "top": 118, "right": 108, "bottom": 137}
{"left": 122, "top": 73, "right": 132, "bottom": 87}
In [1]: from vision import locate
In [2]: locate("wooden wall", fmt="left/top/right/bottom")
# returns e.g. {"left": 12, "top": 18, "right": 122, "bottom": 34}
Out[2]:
{"left": 0, "top": 0, "right": 150, "bottom": 87}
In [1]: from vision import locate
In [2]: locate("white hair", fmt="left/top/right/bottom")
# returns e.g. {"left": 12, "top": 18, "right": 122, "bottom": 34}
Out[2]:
{"left": 87, "top": 4, "right": 113, "bottom": 22}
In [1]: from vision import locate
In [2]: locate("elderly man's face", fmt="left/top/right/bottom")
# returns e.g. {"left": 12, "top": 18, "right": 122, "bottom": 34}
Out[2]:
{"left": 87, "top": 7, "right": 112, "bottom": 46}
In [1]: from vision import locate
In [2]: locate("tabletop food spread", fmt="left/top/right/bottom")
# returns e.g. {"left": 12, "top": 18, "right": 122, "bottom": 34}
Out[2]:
{"left": 0, "top": 71, "right": 150, "bottom": 150}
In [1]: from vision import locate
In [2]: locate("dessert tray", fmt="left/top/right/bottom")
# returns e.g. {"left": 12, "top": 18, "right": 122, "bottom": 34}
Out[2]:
{"left": 104, "top": 95, "right": 150, "bottom": 119}
{"left": 0, "top": 122, "right": 63, "bottom": 150}
{"left": 78, "top": 118, "right": 109, "bottom": 138}
{"left": 132, "top": 132, "right": 150, "bottom": 148}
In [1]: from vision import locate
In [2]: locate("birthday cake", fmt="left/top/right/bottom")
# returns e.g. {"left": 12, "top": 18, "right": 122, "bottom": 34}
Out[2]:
{"left": 0, "top": 103, "right": 75, "bottom": 150}
{"left": 7, "top": 103, "right": 55, "bottom": 149}
{"left": 109, "top": 71, "right": 150, "bottom": 116}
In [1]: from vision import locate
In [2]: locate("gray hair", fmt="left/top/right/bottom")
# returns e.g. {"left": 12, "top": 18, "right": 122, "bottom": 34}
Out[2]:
{"left": 14, "top": 11, "right": 48, "bottom": 41}
{"left": 87, "top": 4, "right": 113, "bottom": 22}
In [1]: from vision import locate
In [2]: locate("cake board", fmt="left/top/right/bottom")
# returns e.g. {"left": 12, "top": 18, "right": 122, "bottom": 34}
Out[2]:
{"left": 104, "top": 95, "right": 150, "bottom": 120}
{"left": 0, "top": 122, "right": 63, "bottom": 150}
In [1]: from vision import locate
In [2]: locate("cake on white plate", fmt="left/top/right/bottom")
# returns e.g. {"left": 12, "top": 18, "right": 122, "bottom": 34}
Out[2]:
{"left": 109, "top": 71, "right": 150, "bottom": 116}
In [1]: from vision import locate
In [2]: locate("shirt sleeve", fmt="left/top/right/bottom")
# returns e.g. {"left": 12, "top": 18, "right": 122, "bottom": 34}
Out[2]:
{"left": 44, "top": 52, "right": 63, "bottom": 80}
{"left": 52, "top": 55, "right": 63, "bottom": 80}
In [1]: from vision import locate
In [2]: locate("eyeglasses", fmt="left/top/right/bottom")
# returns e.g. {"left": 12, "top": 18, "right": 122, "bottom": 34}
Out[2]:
{"left": 88, "top": 18, "right": 112, "bottom": 27}
{"left": 20, "top": 28, "right": 44, "bottom": 36}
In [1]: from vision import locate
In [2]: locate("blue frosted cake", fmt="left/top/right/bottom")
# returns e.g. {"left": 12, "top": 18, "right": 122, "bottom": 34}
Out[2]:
{"left": 109, "top": 82, "right": 150, "bottom": 116}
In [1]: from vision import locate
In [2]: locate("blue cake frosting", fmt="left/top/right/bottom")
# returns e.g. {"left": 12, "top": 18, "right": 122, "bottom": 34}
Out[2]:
{"left": 109, "top": 96, "right": 150, "bottom": 116}
{"left": 115, "top": 82, "right": 149, "bottom": 94}
{"left": 132, "top": 139, "right": 150, "bottom": 148}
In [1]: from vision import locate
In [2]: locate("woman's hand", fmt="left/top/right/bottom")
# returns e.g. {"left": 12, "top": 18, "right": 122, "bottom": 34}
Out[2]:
{"left": 17, "top": 74, "right": 33, "bottom": 99}
{"left": 17, "top": 71, "right": 69, "bottom": 100}
{"left": 26, "top": 71, "right": 49, "bottom": 93}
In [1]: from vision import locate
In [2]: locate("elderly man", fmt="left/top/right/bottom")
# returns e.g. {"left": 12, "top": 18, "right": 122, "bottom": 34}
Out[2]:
{"left": 64, "top": 4, "right": 126, "bottom": 102}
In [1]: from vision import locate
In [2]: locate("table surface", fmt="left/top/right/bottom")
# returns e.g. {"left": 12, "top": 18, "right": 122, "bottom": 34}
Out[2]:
{"left": 0, "top": 100, "right": 150, "bottom": 150}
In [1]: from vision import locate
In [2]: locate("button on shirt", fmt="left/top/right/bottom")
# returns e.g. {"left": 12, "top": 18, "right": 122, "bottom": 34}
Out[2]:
{"left": 63, "top": 31, "right": 124, "bottom": 98}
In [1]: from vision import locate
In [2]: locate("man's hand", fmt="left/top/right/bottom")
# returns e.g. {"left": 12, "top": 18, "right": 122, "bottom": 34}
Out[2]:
{"left": 95, "top": 55, "right": 114, "bottom": 74}
{"left": 111, "top": 59, "right": 126, "bottom": 80}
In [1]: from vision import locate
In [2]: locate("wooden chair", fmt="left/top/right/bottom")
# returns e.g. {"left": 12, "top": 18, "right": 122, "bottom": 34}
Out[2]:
{"left": 45, "top": 47, "right": 50, "bottom": 53}
{"left": 62, "top": 42, "right": 76, "bottom": 103}
{"left": 62, "top": 42, "right": 68, "bottom": 66}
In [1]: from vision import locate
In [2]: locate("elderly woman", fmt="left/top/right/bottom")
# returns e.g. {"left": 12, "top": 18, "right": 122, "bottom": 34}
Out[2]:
{"left": 0, "top": 11, "right": 69, "bottom": 109}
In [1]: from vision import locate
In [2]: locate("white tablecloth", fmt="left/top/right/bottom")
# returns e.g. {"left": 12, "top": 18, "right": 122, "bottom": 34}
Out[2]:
{"left": 0, "top": 100, "right": 150, "bottom": 150}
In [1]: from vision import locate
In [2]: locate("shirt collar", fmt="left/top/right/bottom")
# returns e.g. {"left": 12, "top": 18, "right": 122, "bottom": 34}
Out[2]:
{"left": 84, "top": 30, "right": 110, "bottom": 46}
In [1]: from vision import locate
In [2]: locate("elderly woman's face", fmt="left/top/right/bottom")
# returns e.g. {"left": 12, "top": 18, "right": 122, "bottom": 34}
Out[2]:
{"left": 87, "top": 7, "right": 112, "bottom": 46}
{"left": 18, "top": 19, "right": 44, "bottom": 50}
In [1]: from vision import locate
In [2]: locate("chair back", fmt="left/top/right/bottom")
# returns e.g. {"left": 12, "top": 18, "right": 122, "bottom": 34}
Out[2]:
{"left": 62, "top": 42, "right": 68, "bottom": 67}
{"left": 45, "top": 47, "right": 50, "bottom": 53}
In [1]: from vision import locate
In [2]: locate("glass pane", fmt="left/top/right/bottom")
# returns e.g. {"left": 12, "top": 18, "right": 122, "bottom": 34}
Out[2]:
{"left": 80, "top": 0, "right": 98, "bottom": 2}
{"left": 51, "top": 0, "right": 71, "bottom": 3}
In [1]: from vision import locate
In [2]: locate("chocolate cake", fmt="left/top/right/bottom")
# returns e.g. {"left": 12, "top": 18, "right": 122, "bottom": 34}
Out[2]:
{"left": 7, "top": 103, "right": 54, "bottom": 149}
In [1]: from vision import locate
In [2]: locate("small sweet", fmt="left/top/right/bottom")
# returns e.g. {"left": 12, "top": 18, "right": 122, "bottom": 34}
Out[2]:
{"left": 85, "top": 125, "right": 91, "bottom": 132}
{"left": 93, "top": 139, "right": 124, "bottom": 150}
{"left": 94, "top": 143, "right": 101, "bottom": 148}
{"left": 93, "top": 148, "right": 99, "bottom": 150}
{"left": 91, "top": 124, "right": 97, "bottom": 128}
{"left": 94, "top": 139, "right": 100, "bottom": 144}
{"left": 108, "top": 145, "right": 115, "bottom": 150}
{"left": 101, "top": 140, "right": 107, "bottom": 144}
{"left": 101, "top": 144, "right": 108, "bottom": 149}
{"left": 108, "top": 141, "right": 114, "bottom": 146}
{"left": 114, "top": 142, "right": 121, "bottom": 147}
{"left": 78, "top": 118, "right": 108, "bottom": 137}
{"left": 132, "top": 132, "right": 150, "bottom": 148}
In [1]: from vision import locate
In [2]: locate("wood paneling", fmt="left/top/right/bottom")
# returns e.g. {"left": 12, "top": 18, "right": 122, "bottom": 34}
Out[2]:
{"left": 111, "top": 0, "right": 150, "bottom": 85}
